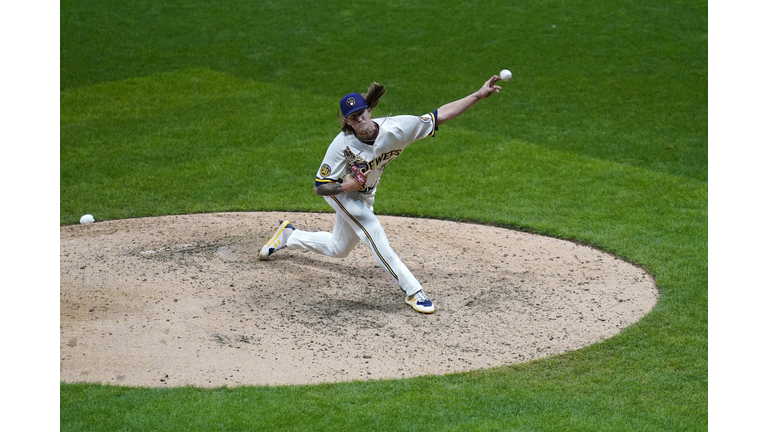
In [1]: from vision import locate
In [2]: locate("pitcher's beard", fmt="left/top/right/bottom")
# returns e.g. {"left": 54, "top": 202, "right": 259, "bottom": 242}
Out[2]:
{"left": 355, "top": 122, "right": 379, "bottom": 141}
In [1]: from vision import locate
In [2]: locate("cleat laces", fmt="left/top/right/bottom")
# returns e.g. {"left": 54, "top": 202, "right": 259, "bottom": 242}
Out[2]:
{"left": 412, "top": 290, "right": 430, "bottom": 304}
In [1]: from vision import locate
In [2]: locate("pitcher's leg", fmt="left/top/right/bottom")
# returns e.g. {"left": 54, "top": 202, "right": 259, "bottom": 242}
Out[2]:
{"left": 286, "top": 212, "right": 358, "bottom": 258}
{"left": 328, "top": 195, "right": 423, "bottom": 296}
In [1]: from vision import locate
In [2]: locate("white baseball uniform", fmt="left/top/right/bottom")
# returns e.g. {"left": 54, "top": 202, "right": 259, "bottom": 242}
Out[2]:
{"left": 286, "top": 112, "right": 438, "bottom": 296}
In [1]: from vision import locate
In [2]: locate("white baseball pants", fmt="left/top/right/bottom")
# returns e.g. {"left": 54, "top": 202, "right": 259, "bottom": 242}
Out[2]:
{"left": 286, "top": 192, "right": 423, "bottom": 296}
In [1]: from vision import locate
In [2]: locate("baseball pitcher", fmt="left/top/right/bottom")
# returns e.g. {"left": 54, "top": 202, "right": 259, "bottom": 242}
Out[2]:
{"left": 259, "top": 75, "right": 503, "bottom": 313}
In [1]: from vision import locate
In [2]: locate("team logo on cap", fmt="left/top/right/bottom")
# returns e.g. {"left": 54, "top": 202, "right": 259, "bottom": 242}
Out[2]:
{"left": 346, "top": 97, "right": 356, "bottom": 107}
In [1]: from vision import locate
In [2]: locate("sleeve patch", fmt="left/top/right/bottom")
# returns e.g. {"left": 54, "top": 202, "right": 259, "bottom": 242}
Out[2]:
{"left": 320, "top": 164, "right": 331, "bottom": 177}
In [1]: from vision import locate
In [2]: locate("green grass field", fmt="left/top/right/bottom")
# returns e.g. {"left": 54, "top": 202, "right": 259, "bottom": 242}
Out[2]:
{"left": 60, "top": 0, "right": 707, "bottom": 430}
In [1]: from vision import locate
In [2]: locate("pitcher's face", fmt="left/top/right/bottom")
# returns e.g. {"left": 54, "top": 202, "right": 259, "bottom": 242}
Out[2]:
{"left": 344, "top": 108, "right": 376, "bottom": 137}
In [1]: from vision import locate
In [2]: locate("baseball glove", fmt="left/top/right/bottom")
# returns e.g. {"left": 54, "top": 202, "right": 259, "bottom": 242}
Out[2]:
{"left": 343, "top": 147, "right": 369, "bottom": 190}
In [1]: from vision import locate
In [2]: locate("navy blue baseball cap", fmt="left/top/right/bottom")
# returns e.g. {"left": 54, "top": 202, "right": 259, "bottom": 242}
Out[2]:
{"left": 340, "top": 93, "right": 368, "bottom": 117}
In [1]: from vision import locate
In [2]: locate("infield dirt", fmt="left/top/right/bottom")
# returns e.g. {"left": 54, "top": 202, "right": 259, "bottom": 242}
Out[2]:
{"left": 60, "top": 212, "right": 657, "bottom": 387}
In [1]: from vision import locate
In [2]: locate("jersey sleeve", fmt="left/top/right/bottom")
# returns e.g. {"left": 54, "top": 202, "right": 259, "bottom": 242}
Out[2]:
{"left": 393, "top": 110, "right": 439, "bottom": 144}
{"left": 314, "top": 135, "right": 348, "bottom": 187}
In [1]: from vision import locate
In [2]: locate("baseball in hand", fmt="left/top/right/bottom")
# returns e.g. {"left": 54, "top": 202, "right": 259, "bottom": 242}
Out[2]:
{"left": 80, "top": 214, "right": 95, "bottom": 224}
{"left": 500, "top": 69, "right": 512, "bottom": 81}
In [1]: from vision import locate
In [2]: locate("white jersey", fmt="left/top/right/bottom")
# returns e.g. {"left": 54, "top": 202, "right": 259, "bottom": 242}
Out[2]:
{"left": 314, "top": 112, "right": 438, "bottom": 195}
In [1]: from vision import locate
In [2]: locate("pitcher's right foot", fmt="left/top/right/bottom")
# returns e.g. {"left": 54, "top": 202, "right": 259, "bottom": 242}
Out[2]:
{"left": 258, "top": 221, "right": 294, "bottom": 261}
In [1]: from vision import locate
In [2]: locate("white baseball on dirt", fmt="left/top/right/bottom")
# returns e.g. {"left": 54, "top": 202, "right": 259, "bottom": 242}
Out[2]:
{"left": 500, "top": 69, "right": 512, "bottom": 81}
{"left": 80, "top": 214, "right": 95, "bottom": 224}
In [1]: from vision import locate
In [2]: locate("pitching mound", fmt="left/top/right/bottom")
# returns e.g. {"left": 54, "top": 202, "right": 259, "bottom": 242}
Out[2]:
{"left": 60, "top": 212, "right": 657, "bottom": 387}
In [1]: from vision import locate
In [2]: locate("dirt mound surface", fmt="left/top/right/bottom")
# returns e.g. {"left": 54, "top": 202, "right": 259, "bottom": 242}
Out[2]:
{"left": 60, "top": 212, "right": 657, "bottom": 387}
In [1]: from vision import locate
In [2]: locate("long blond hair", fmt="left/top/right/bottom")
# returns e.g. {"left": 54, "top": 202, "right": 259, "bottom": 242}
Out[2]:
{"left": 340, "top": 82, "right": 386, "bottom": 134}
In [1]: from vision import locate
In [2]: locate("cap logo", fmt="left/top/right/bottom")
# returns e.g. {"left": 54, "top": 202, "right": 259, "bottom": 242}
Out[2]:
{"left": 346, "top": 97, "right": 356, "bottom": 107}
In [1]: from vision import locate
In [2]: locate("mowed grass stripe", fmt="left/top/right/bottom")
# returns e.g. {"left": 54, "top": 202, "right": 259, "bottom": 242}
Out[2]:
{"left": 61, "top": 0, "right": 706, "bottom": 182}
